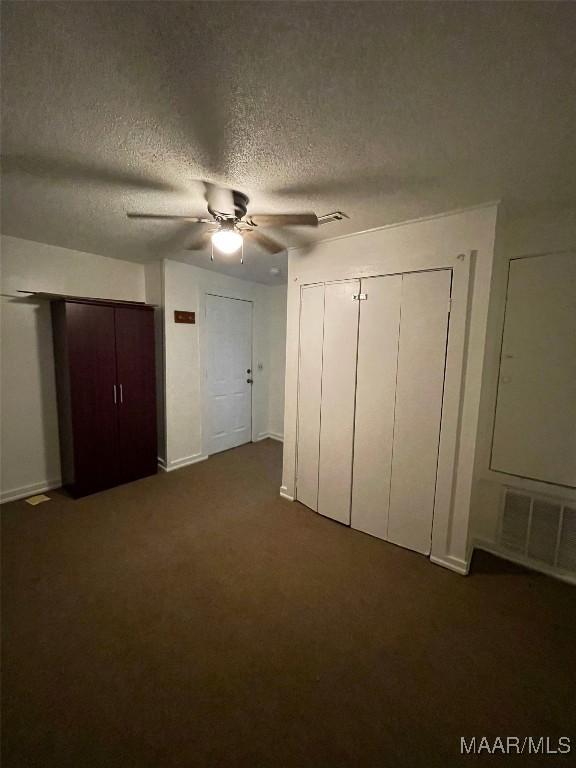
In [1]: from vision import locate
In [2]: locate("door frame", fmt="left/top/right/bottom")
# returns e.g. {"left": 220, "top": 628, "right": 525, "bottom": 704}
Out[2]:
{"left": 200, "top": 292, "right": 254, "bottom": 457}
{"left": 290, "top": 258, "right": 473, "bottom": 572}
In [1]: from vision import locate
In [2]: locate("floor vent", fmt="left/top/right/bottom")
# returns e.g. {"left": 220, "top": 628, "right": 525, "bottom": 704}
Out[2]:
{"left": 500, "top": 489, "right": 576, "bottom": 574}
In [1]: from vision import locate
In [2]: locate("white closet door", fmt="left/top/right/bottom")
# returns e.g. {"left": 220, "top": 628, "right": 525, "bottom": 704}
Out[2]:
{"left": 296, "top": 284, "right": 325, "bottom": 511}
{"left": 387, "top": 270, "right": 451, "bottom": 555}
{"left": 317, "top": 280, "right": 360, "bottom": 524}
{"left": 205, "top": 295, "right": 253, "bottom": 455}
{"left": 351, "top": 275, "right": 402, "bottom": 539}
{"left": 491, "top": 253, "right": 576, "bottom": 487}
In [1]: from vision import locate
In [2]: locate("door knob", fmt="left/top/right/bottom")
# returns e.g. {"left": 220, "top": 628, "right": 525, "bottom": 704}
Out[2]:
{"left": 246, "top": 368, "right": 252, "bottom": 374}
{"left": 247, "top": 378, "right": 254, "bottom": 384}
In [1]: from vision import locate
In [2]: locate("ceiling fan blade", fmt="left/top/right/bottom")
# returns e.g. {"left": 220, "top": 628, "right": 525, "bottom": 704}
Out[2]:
{"left": 185, "top": 231, "right": 212, "bottom": 251}
{"left": 247, "top": 213, "right": 318, "bottom": 227}
{"left": 127, "top": 213, "right": 214, "bottom": 222}
{"left": 245, "top": 229, "right": 286, "bottom": 254}
{"left": 204, "top": 183, "right": 235, "bottom": 217}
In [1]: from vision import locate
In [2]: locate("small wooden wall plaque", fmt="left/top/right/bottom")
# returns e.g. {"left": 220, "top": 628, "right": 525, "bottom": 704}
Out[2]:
{"left": 174, "top": 310, "right": 195, "bottom": 324}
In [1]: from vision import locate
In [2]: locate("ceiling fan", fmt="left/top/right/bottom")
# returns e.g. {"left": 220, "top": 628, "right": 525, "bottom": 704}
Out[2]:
{"left": 127, "top": 185, "right": 321, "bottom": 262}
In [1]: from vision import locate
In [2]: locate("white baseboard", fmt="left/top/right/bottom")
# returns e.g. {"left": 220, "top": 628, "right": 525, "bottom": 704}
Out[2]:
{"left": 430, "top": 553, "right": 470, "bottom": 576}
{"left": 160, "top": 453, "right": 209, "bottom": 473}
{"left": 254, "top": 432, "right": 284, "bottom": 443}
{"left": 0, "top": 478, "right": 62, "bottom": 504}
{"left": 473, "top": 539, "right": 576, "bottom": 586}
{"left": 279, "top": 485, "right": 294, "bottom": 501}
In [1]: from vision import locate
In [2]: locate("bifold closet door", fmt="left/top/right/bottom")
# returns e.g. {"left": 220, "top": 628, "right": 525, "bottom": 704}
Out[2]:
{"left": 351, "top": 275, "right": 402, "bottom": 539}
{"left": 387, "top": 270, "right": 451, "bottom": 555}
{"left": 317, "top": 280, "right": 360, "bottom": 524}
{"left": 296, "top": 285, "right": 325, "bottom": 510}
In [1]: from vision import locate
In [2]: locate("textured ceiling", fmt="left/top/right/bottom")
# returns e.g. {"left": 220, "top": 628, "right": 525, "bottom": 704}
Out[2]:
{"left": 2, "top": 1, "right": 575, "bottom": 284}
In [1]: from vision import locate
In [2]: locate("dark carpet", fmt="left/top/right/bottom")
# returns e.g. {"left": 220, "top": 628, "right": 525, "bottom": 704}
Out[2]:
{"left": 2, "top": 439, "right": 575, "bottom": 767}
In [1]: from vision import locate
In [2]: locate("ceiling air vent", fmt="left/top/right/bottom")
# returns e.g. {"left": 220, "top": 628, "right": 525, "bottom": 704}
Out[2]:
{"left": 318, "top": 211, "right": 349, "bottom": 225}
{"left": 499, "top": 488, "right": 575, "bottom": 574}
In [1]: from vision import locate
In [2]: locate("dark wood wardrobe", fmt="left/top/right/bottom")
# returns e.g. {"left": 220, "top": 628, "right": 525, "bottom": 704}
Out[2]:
{"left": 51, "top": 298, "right": 157, "bottom": 497}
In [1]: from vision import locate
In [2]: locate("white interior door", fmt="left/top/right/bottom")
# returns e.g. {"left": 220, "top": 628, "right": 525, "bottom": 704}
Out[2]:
{"left": 351, "top": 275, "right": 402, "bottom": 539}
{"left": 296, "top": 284, "right": 325, "bottom": 510}
{"left": 491, "top": 253, "right": 576, "bottom": 487}
{"left": 317, "top": 280, "right": 360, "bottom": 524}
{"left": 205, "top": 294, "right": 252, "bottom": 455}
{"left": 387, "top": 270, "right": 451, "bottom": 555}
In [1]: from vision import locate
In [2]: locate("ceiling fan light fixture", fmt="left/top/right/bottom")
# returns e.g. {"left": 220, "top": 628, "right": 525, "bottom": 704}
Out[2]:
{"left": 211, "top": 227, "right": 243, "bottom": 254}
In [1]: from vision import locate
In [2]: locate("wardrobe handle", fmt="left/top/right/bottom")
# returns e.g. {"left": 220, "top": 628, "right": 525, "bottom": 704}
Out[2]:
{"left": 113, "top": 384, "right": 117, "bottom": 404}
{"left": 119, "top": 384, "right": 123, "bottom": 404}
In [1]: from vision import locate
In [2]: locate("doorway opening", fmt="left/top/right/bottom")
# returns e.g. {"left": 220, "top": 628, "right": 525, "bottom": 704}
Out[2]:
{"left": 203, "top": 294, "right": 253, "bottom": 456}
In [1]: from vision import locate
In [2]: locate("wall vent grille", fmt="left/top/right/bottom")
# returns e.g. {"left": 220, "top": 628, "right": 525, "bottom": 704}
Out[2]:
{"left": 500, "top": 489, "right": 576, "bottom": 574}
{"left": 558, "top": 508, "right": 576, "bottom": 572}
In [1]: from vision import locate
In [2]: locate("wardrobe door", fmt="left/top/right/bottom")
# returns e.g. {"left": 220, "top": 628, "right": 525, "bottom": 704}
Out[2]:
{"left": 64, "top": 302, "right": 119, "bottom": 496}
{"left": 387, "top": 270, "right": 451, "bottom": 555}
{"left": 296, "top": 285, "right": 325, "bottom": 511}
{"left": 351, "top": 275, "right": 402, "bottom": 539}
{"left": 317, "top": 280, "right": 360, "bottom": 524}
{"left": 114, "top": 307, "right": 157, "bottom": 484}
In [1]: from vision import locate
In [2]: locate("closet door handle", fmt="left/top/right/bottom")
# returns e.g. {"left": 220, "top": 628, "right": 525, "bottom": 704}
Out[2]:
{"left": 113, "top": 385, "right": 117, "bottom": 404}
{"left": 119, "top": 384, "right": 123, "bottom": 403}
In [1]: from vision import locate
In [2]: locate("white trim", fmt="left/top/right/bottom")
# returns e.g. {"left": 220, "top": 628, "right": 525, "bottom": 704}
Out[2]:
{"left": 1, "top": 478, "right": 62, "bottom": 504}
{"left": 287, "top": 200, "right": 501, "bottom": 251}
{"left": 430, "top": 256, "right": 473, "bottom": 562}
{"left": 254, "top": 432, "right": 284, "bottom": 443}
{"left": 430, "top": 553, "right": 470, "bottom": 575}
{"left": 473, "top": 538, "right": 576, "bottom": 586}
{"left": 162, "top": 453, "right": 209, "bottom": 472}
{"left": 280, "top": 485, "right": 294, "bottom": 501}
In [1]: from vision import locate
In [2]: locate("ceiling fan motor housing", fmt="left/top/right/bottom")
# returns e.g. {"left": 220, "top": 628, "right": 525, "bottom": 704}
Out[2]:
{"left": 208, "top": 190, "right": 249, "bottom": 222}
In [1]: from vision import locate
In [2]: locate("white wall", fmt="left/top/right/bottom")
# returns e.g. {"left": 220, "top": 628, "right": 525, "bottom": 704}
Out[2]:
{"left": 0, "top": 235, "right": 145, "bottom": 502}
{"left": 471, "top": 207, "right": 576, "bottom": 546}
{"left": 281, "top": 204, "right": 499, "bottom": 572}
{"left": 0, "top": 238, "right": 287, "bottom": 500}
{"left": 162, "top": 260, "right": 286, "bottom": 471}
{"left": 266, "top": 285, "right": 287, "bottom": 441}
